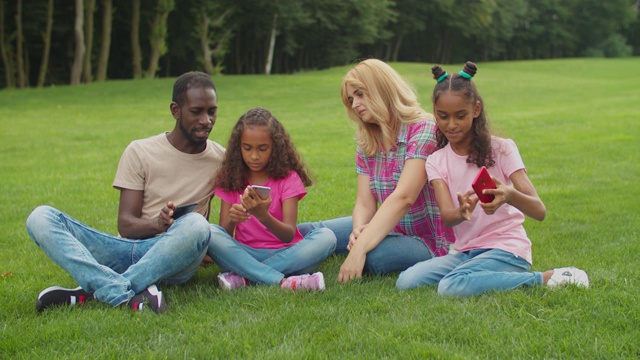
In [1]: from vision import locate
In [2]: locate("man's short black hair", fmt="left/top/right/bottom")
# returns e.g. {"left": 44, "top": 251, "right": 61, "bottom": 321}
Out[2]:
{"left": 172, "top": 71, "right": 216, "bottom": 106}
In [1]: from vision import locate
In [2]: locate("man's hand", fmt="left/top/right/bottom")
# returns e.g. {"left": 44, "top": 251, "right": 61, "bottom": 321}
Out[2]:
{"left": 157, "top": 201, "right": 177, "bottom": 232}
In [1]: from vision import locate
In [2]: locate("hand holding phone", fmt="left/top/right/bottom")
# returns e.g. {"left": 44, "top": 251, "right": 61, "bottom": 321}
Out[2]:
{"left": 172, "top": 203, "right": 197, "bottom": 219}
{"left": 251, "top": 185, "right": 271, "bottom": 200}
{"left": 471, "top": 166, "right": 496, "bottom": 203}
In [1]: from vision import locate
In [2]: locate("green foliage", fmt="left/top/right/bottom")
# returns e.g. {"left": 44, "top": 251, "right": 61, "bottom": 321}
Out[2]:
{"left": 1, "top": 0, "right": 639, "bottom": 87}
{"left": 1, "top": 59, "right": 639, "bottom": 358}
{"left": 585, "top": 33, "right": 634, "bottom": 57}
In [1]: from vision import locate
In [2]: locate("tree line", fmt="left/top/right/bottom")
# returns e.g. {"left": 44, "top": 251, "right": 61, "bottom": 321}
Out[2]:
{"left": 1, "top": 0, "right": 638, "bottom": 89}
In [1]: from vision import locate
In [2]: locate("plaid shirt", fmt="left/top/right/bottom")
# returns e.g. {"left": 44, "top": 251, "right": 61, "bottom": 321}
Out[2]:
{"left": 356, "top": 119, "right": 454, "bottom": 256}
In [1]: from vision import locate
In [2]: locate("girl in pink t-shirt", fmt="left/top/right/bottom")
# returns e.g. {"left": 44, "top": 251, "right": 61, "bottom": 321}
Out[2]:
{"left": 396, "top": 62, "right": 589, "bottom": 296}
{"left": 208, "top": 107, "right": 336, "bottom": 291}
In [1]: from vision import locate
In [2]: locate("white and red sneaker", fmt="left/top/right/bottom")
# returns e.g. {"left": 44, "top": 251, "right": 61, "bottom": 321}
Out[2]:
{"left": 36, "top": 286, "right": 93, "bottom": 312}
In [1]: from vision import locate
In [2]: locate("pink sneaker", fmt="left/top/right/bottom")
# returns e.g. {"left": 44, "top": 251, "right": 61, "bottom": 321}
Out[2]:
{"left": 217, "top": 272, "right": 249, "bottom": 290}
{"left": 281, "top": 272, "right": 325, "bottom": 291}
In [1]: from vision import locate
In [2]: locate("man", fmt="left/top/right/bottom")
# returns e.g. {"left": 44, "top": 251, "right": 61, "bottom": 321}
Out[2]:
{"left": 26, "top": 71, "right": 224, "bottom": 313}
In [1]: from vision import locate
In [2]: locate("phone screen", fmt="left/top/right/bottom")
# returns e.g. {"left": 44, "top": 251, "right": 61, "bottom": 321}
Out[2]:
{"left": 172, "top": 203, "right": 197, "bottom": 219}
{"left": 251, "top": 186, "right": 271, "bottom": 199}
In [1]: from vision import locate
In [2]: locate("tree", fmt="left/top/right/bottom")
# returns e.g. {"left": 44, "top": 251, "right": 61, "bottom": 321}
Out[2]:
{"left": 36, "top": 0, "right": 53, "bottom": 87}
{"left": 147, "top": 0, "right": 174, "bottom": 79}
{"left": 82, "top": 0, "right": 96, "bottom": 83}
{"left": 70, "top": 0, "right": 84, "bottom": 85}
{"left": 385, "top": 0, "right": 429, "bottom": 62}
{"left": 566, "top": 0, "right": 636, "bottom": 55}
{"left": 0, "top": 0, "right": 14, "bottom": 88}
{"left": 131, "top": 0, "right": 142, "bottom": 79}
{"left": 472, "top": 0, "right": 527, "bottom": 61}
{"left": 196, "top": 1, "right": 234, "bottom": 75}
{"left": 95, "top": 0, "right": 112, "bottom": 82}
{"left": 15, "top": 0, "right": 25, "bottom": 88}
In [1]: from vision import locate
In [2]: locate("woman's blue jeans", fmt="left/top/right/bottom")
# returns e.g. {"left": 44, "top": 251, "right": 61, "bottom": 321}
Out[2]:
{"left": 297, "top": 216, "right": 434, "bottom": 275}
{"left": 396, "top": 248, "right": 544, "bottom": 297}
{"left": 207, "top": 224, "right": 337, "bottom": 284}
{"left": 26, "top": 205, "right": 210, "bottom": 306}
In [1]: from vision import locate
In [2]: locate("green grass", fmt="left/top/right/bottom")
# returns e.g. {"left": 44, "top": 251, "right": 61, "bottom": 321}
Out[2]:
{"left": 1, "top": 58, "right": 639, "bottom": 359}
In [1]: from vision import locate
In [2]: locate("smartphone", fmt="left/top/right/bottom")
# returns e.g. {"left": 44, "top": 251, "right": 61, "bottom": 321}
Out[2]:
{"left": 251, "top": 185, "right": 271, "bottom": 199}
{"left": 471, "top": 166, "right": 496, "bottom": 203}
{"left": 172, "top": 203, "right": 197, "bottom": 219}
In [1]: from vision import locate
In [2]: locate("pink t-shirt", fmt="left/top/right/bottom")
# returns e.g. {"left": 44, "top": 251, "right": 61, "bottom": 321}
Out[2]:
{"left": 426, "top": 137, "right": 533, "bottom": 264}
{"left": 214, "top": 171, "right": 307, "bottom": 249}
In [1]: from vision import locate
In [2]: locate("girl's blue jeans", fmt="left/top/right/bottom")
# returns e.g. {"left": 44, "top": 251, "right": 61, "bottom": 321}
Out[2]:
{"left": 297, "top": 216, "right": 434, "bottom": 275}
{"left": 26, "top": 205, "right": 210, "bottom": 306}
{"left": 396, "top": 248, "right": 544, "bottom": 297}
{"left": 207, "top": 224, "right": 337, "bottom": 284}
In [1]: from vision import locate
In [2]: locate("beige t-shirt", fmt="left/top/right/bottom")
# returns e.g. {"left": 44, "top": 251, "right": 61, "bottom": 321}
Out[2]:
{"left": 113, "top": 133, "right": 225, "bottom": 220}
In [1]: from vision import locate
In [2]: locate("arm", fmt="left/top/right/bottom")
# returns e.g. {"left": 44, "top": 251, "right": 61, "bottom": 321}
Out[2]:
{"left": 117, "top": 188, "right": 175, "bottom": 239}
{"left": 347, "top": 174, "right": 378, "bottom": 245}
{"left": 481, "top": 169, "right": 546, "bottom": 221}
{"left": 218, "top": 199, "right": 243, "bottom": 236}
{"left": 431, "top": 179, "right": 478, "bottom": 227}
{"left": 338, "top": 158, "right": 427, "bottom": 282}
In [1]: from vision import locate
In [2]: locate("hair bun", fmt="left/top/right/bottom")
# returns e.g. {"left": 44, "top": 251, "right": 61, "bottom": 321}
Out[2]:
{"left": 431, "top": 65, "right": 446, "bottom": 81}
{"left": 462, "top": 61, "right": 477, "bottom": 78}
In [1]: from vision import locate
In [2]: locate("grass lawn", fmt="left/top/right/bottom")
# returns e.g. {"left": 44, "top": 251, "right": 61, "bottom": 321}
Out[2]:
{"left": 1, "top": 58, "right": 639, "bottom": 359}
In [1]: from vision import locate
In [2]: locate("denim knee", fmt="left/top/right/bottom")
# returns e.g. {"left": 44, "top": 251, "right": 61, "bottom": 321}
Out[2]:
{"left": 173, "top": 212, "right": 210, "bottom": 253}
{"left": 396, "top": 270, "right": 416, "bottom": 291}
{"left": 437, "top": 276, "right": 471, "bottom": 297}
{"left": 26, "top": 205, "right": 58, "bottom": 246}
{"left": 309, "top": 227, "right": 337, "bottom": 254}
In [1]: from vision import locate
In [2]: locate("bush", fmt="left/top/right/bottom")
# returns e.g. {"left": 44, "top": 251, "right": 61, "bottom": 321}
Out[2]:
{"left": 584, "top": 33, "right": 633, "bottom": 58}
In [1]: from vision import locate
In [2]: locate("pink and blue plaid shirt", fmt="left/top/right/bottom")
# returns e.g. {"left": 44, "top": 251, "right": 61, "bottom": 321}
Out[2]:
{"left": 356, "top": 119, "right": 455, "bottom": 256}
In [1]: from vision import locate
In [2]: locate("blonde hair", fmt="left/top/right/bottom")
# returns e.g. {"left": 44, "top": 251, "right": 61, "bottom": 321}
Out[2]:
{"left": 340, "top": 59, "right": 430, "bottom": 156}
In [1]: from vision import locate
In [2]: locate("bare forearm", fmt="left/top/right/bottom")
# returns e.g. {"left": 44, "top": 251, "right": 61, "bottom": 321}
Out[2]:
{"left": 440, "top": 208, "right": 466, "bottom": 228}
{"left": 352, "top": 192, "right": 412, "bottom": 254}
{"left": 118, "top": 217, "right": 163, "bottom": 239}
{"left": 257, "top": 213, "right": 296, "bottom": 243}
{"left": 351, "top": 202, "right": 376, "bottom": 230}
{"left": 507, "top": 188, "right": 546, "bottom": 221}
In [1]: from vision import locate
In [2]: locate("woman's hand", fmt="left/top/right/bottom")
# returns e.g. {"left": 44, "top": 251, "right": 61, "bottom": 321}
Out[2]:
{"left": 338, "top": 250, "right": 366, "bottom": 282}
{"left": 347, "top": 224, "right": 368, "bottom": 251}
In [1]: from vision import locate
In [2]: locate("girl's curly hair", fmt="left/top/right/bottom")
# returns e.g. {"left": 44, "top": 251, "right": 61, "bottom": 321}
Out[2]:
{"left": 214, "top": 107, "right": 313, "bottom": 192}
{"left": 430, "top": 61, "right": 494, "bottom": 168}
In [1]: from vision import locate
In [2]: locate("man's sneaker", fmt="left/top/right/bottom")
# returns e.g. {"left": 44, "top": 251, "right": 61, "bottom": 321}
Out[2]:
{"left": 281, "top": 272, "right": 325, "bottom": 291}
{"left": 547, "top": 267, "right": 590, "bottom": 288}
{"left": 36, "top": 286, "right": 93, "bottom": 312}
{"left": 217, "top": 272, "right": 249, "bottom": 290}
{"left": 126, "top": 285, "right": 166, "bottom": 314}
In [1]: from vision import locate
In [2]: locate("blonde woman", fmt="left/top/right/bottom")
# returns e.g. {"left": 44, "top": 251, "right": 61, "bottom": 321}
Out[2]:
{"left": 299, "top": 59, "right": 454, "bottom": 282}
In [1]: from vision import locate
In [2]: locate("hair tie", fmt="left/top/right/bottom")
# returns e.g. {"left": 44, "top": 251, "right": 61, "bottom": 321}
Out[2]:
{"left": 436, "top": 72, "right": 448, "bottom": 83}
{"left": 458, "top": 70, "right": 472, "bottom": 80}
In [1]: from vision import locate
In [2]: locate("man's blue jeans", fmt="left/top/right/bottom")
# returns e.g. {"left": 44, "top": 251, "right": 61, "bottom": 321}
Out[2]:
{"left": 297, "top": 216, "right": 434, "bottom": 274}
{"left": 207, "top": 224, "right": 337, "bottom": 284}
{"left": 26, "top": 205, "right": 210, "bottom": 306}
{"left": 396, "top": 248, "right": 543, "bottom": 296}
